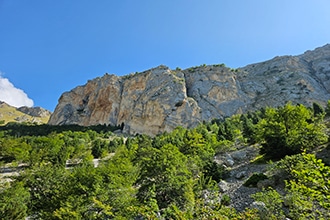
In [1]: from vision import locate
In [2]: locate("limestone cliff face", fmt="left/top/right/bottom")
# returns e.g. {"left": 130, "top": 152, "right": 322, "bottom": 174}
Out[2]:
{"left": 49, "top": 44, "right": 330, "bottom": 136}
{"left": 48, "top": 74, "right": 122, "bottom": 127}
{"left": 239, "top": 44, "right": 330, "bottom": 110}
{"left": 183, "top": 65, "right": 249, "bottom": 120}
{"left": 48, "top": 66, "right": 201, "bottom": 135}
{"left": 117, "top": 66, "right": 201, "bottom": 135}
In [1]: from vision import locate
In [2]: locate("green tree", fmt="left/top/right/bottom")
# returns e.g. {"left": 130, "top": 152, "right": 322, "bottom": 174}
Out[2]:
{"left": 312, "top": 102, "right": 325, "bottom": 117}
{"left": 91, "top": 138, "right": 108, "bottom": 158}
{"left": 153, "top": 126, "right": 186, "bottom": 150}
{"left": 217, "top": 119, "right": 236, "bottom": 141}
{"left": 0, "top": 181, "right": 30, "bottom": 219}
{"left": 181, "top": 129, "right": 214, "bottom": 165}
{"left": 203, "top": 160, "right": 227, "bottom": 182}
{"left": 251, "top": 188, "right": 285, "bottom": 219}
{"left": 136, "top": 144, "right": 195, "bottom": 211}
{"left": 28, "top": 135, "right": 68, "bottom": 167}
{"left": 256, "top": 103, "right": 327, "bottom": 159}
{"left": 97, "top": 145, "right": 139, "bottom": 218}
{"left": 0, "top": 137, "right": 31, "bottom": 163}
{"left": 61, "top": 163, "right": 113, "bottom": 219}
{"left": 283, "top": 153, "right": 330, "bottom": 219}
{"left": 240, "top": 114, "right": 256, "bottom": 143}
{"left": 22, "top": 165, "right": 69, "bottom": 219}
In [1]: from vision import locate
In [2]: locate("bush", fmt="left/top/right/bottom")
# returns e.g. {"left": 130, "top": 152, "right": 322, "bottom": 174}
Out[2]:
{"left": 256, "top": 103, "right": 327, "bottom": 159}
{"left": 203, "top": 161, "right": 228, "bottom": 182}
{"left": 251, "top": 188, "right": 285, "bottom": 219}
{"left": 91, "top": 139, "right": 108, "bottom": 158}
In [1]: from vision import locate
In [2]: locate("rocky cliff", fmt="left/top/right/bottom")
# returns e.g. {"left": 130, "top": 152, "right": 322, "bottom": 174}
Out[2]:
{"left": 17, "top": 106, "right": 51, "bottom": 118}
{"left": 48, "top": 44, "right": 330, "bottom": 136}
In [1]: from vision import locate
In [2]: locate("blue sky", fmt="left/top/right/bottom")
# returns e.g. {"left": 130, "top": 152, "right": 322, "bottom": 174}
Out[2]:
{"left": 0, "top": 0, "right": 330, "bottom": 111}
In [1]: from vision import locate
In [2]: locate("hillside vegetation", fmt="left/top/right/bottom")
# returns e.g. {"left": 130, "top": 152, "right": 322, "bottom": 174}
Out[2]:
{"left": 1, "top": 101, "right": 330, "bottom": 219}
{"left": 0, "top": 102, "right": 50, "bottom": 125}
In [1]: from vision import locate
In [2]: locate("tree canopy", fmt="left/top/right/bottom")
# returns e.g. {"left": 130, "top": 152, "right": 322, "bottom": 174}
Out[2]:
{"left": 0, "top": 101, "right": 329, "bottom": 219}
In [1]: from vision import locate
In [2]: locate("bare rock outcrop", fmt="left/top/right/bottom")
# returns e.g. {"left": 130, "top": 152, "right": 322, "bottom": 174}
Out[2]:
{"left": 183, "top": 65, "right": 249, "bottom": 119}
{"left": 49, "top": 66, "right": 201, "bottom": 135}
{"left": 49, "top": 74, "right": 123, "bottom": 126}
{"left": 49, "top": 44, "right": 330, "bottom": 136}
{"left": 239, "top": 44, "right": 330, "bottom": 110}
{"left": 17, "top": 106, "right": 51, "bottom": 118}
{"left": 117, "top": 66, "right": 201, "bottom": 135}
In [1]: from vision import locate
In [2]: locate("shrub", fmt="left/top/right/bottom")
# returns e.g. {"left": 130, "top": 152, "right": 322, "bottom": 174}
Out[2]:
{"left": 221, "top": 194, "right": 231, "bottom": 206}
{"left": 203, "top": 161, "right": 229, "bottom": 182}
{"left": 256, "top": 103, "right": 327, "bottom": 159}
{"left": 251, "top": 188, "right": 285, "bottom": 219}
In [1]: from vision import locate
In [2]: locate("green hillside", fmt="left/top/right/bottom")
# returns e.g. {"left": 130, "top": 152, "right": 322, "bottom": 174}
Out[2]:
{"left": 0, "top": 102, "right": 50, "bottom": 125}
{"left": 0, "top": 102, "right": 330, "bottom": 219}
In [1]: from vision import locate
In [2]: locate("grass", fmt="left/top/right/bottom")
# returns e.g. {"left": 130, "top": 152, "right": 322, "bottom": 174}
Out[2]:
{"left": 0, "top": 103, "right": 50, "bottom": 125}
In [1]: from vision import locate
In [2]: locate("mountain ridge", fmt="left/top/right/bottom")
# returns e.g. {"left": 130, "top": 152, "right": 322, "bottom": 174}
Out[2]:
{"left": 49, "top": 44, "right": 330, "bottom": 136}
{"left": 0, "top": 101, "right": 51, "bottom": 125}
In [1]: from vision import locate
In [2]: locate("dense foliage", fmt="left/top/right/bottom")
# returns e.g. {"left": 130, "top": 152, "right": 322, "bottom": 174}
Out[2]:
{"left": 0, "top": 102, "right": 329, "bottom": 219}
{"left": 256, "top": 102, "right": 327, "bottom": 159}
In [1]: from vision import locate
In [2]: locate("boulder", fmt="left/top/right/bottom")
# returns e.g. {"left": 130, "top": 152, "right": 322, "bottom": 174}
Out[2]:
{"left": 235, "top": 171, "right": 247, "bottom": 179}
{"left": 224, "top": 154, "right": 235, "bottom": 167}
{"left": 231, "top": 150, "right": 247, "bottom": 161}
{"left": 218, "top": 180, "right": 230, "bottom": 193}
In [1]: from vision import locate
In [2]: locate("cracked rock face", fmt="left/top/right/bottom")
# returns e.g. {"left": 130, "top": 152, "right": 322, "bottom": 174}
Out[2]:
{"left": 117, "top": 66, "right": 201, "bottom": 135}
{"left": 49, "top": 44, "right": 330, "bottom": 136}
{"left": 49, "top": 66, "right": 201, "bottom": 136}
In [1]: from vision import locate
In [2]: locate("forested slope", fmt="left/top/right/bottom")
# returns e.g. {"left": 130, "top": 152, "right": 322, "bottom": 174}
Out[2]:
{"left": 1, "top": 102, "right": 330, "bottom": 219}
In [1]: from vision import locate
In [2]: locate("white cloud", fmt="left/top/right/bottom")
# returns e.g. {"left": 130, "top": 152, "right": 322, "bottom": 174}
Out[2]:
{"left": 0, "top": 73, "right": 34, "bottom": 108}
